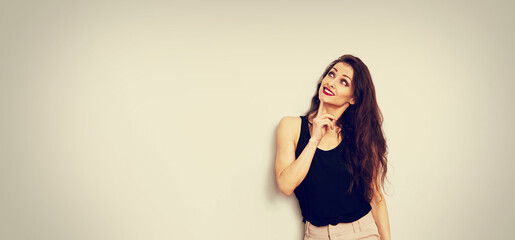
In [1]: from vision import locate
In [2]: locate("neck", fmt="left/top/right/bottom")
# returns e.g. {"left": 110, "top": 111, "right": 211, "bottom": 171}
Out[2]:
{"left": 321, "top": 102, "right": 349, "bottom": 120}
{"left": 308, "top": 102, "right": 351, "bottom": 131}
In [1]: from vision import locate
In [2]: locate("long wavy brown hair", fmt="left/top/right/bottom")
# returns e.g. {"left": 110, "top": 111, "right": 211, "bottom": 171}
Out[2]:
{"left": 304, "top": 54, "right": 389, "bottom": 203}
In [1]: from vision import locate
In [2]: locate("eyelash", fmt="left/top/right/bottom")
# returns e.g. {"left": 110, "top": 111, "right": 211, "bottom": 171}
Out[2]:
{"left": 328, "top": 71, "right": 348, "bottom": 86}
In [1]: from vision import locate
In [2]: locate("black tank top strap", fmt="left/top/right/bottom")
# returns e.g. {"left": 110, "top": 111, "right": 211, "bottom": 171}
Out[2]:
{"left": 295, "top": 115, "right": 311, "bottom": 159}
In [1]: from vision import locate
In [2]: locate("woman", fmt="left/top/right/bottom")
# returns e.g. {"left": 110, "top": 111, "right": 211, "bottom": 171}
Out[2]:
{"left": 275, "top": 54, "right": 391, "bottom": 240}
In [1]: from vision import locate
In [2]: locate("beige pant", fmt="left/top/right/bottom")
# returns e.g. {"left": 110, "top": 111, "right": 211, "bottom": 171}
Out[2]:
{"left": 304, "top": 211, "right": 380, "bottom": 240}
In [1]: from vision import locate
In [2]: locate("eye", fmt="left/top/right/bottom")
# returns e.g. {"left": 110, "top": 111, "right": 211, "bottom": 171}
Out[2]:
{"left": 341, "top": 79, "right": 348, "bottom": 86}
{"left": 328, "top": 71, "right": 335, "bottom": 78}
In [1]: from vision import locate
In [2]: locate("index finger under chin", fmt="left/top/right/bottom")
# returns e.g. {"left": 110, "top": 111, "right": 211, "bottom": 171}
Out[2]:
{"left": 317, "top": 101, "right": 325, "bottom": 117}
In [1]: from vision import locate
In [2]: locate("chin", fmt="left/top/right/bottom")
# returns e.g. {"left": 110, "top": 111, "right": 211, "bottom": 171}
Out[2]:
{"left": 319, "top": 94, "right": 332, "bottom": 102}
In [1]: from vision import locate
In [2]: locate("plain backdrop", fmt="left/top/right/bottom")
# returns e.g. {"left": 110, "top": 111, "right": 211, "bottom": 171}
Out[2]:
{"left": 1, "top": 0, "right": 514, "bottom": 239}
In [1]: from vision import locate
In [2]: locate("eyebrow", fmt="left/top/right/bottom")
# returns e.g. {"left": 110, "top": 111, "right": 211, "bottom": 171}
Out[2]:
{"left": 332, "top": 67, "right": 352, "bottom": 82}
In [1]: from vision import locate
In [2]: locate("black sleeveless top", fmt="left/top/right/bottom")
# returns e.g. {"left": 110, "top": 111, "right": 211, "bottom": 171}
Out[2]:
{"left": 294, "top": 115, "right": 371, "bottom": 227}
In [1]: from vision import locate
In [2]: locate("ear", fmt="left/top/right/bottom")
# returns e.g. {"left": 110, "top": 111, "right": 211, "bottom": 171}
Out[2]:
{"left": 349, "top": 97, "right": 355, "bottom": 105}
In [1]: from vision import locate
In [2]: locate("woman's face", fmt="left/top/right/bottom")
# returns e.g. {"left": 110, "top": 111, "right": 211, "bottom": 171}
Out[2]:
{"left": 318, "top": 62, "right": 355, "bottom": 107}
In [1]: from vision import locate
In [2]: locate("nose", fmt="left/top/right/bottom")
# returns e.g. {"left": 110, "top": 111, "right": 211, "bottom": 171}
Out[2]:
{"left": 328, "top": 78, "right": 338, "bottom": 88}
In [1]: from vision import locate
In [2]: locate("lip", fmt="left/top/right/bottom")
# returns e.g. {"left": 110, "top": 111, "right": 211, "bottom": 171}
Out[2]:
{"left": 323, "top": 87, "right": 335, "bottom": 96}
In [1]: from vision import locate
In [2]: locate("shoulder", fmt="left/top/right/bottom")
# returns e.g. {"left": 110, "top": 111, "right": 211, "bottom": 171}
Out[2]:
{"left": 278, "top": 116, "right": 302, "bottom": 130}
{"left": 277, "top": 116, "right": 302, "bottom": 142}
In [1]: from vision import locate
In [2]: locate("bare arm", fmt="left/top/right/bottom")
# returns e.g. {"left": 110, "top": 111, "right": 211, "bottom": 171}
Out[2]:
{"left": 275, "top": 102, "right": 335, "bottom": 196}
{"left": 274, "top": 116, "right": 319, "bottom": 196}
{"left": 370, "top": 171, "right": 391, "bottom": 240}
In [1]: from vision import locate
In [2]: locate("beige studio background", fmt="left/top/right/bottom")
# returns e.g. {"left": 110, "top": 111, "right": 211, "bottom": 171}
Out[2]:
{"left": 1, "top": 0, "right": 514, "bottom": 239}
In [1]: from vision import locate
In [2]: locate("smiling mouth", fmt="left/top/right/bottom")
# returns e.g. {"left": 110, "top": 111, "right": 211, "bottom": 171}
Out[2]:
{"left": 323, "top": 87, "right": 335, "bottom": 96}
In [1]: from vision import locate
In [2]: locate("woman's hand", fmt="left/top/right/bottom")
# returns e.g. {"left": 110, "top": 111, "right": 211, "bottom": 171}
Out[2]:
{"left": 310, "top": 101, "right": 336, "bottom": 143}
